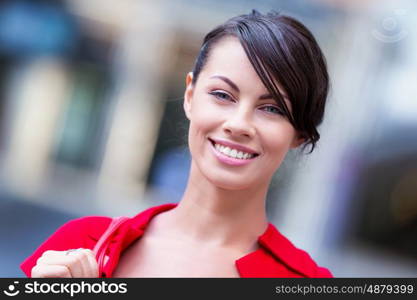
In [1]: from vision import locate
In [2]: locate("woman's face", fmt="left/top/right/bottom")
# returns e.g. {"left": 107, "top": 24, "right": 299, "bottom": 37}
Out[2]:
{"left": 184, "top": 37, "right": 302, "bottom": 190}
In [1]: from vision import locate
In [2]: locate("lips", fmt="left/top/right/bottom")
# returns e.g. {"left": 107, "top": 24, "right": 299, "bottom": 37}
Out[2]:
{"left": 208, "top": 138, "right": 260, "bottom": 156}
{"left": 207, "top": 137, "right": 261, "bottom": 167}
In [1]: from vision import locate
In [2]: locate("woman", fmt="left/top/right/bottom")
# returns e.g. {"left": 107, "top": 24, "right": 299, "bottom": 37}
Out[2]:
{"left": 21, "top": 10, "right": 332, "bottom": 278}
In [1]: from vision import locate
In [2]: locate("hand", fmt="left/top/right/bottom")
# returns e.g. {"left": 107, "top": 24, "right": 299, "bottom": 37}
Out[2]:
{"left": 31, "top": 248, "right": 99, "bottom": 278}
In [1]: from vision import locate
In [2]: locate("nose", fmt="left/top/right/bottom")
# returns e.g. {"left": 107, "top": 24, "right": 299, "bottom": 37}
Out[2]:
{"left": 222, "top": 106, "right": 256, "bottom": 138}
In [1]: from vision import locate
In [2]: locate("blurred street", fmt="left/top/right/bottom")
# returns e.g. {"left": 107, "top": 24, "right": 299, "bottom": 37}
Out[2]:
{"left": 0, "top": 0, "right": 416, "bottom": 277}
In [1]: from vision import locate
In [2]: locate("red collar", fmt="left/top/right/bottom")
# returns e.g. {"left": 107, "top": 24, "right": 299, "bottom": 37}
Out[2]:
{"left": 106, "top": 203, "right": 320, "bottom": 277}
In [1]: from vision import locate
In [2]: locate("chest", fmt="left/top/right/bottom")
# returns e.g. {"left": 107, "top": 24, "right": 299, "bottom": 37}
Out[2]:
{"left": 112, "top": 235, "right": 243, "bottom": 278}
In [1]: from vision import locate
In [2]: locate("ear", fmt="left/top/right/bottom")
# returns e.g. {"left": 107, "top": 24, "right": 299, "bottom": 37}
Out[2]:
{"left": 183, "top": 72, "right": 194, "bottom": 120}
{"left": 290, "top": 133, "right": 305, "bottom": 149}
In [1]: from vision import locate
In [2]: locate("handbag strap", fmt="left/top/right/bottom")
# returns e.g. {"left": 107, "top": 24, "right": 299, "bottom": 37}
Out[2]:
{"left": 93, "top": 216, "right": 130, "bottom": 277}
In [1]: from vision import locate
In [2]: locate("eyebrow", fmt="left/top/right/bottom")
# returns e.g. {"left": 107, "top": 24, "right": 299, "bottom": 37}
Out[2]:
{"left": 210, "top": 75, "right": 240, "bottom": 93}
{"left": 209, "top": 75, "right": 288, "bottom": 101}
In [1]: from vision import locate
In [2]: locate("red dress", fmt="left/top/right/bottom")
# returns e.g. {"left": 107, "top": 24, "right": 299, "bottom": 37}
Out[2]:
{"left": 20, "top": 203, "right": 333, "bottom": 278}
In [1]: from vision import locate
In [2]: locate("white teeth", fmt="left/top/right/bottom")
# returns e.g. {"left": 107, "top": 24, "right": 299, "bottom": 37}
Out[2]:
{"left": 213, "top": 143, "right": 255, "bottom": 160}
{"left": 224, "top": 147, "right": 231, "bottom": 155}
{"left": 230, "top": 149, "right": 237, "bottom": 158}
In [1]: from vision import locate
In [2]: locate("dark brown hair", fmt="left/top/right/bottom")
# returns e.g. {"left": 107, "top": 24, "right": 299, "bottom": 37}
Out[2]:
{"left": 192, "top": 10, "right": 329, "bottom": 153}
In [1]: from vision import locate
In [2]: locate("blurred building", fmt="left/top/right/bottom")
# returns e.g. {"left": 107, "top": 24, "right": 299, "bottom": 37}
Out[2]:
{"left": 0, "top": 0, "right": 416, "bottom": 277}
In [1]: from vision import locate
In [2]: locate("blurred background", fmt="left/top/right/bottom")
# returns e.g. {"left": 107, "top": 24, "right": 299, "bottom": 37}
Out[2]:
{"left": 0, "top": 0, "right": 416, "bottom": 277}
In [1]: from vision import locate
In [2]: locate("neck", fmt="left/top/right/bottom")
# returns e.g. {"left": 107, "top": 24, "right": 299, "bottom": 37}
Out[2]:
{"left": 154, "top": 162, "right": 270, "bottom": 251}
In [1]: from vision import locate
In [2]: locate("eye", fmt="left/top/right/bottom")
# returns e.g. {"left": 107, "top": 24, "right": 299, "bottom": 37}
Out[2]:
{"left": 209, "top": 91, "right": 235, "bottom": 102}
{"left": 259, "top": 105, "right": 283, "bottom": 115}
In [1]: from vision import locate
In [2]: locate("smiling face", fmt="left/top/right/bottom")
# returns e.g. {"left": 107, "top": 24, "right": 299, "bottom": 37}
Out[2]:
{"left": 184, "top": 37, "right": 302, "bottom": 190}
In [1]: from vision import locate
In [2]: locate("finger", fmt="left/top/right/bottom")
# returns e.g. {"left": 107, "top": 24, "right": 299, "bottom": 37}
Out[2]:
{"left": 31, "top": 264, "right": 72, "bottom": 278}
{"left": 37, "top": 249, "right": 79, "bottom": 262}
{"left": 39, "top": 250, "right": 67, "bottom": 258}
{"left": 37, "top": 252, "right": 83, "bottom": 277}
{"left": 66, "top": 249, "right": 99, "bottom": 278}
{"left": 70, "top": 249, "right": 92, "bottom": 278}
{"left": 84, "top": 249, "right": 99, "bottom": 277}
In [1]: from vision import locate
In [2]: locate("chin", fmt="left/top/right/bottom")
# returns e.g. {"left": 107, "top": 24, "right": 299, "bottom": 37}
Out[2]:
{"left": 206, "top": 173, "right": 255, "bottom": 191}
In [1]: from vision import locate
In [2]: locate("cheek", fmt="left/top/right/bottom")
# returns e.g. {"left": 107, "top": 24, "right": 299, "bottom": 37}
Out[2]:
{"left": 190, "top": 97, "right": 223, "bottom": 132}
{"left": 188, "top": 109, "right": 217, "bottom": 151}
{"left": 260, "top": 123, "right": 296, "bottom": 157}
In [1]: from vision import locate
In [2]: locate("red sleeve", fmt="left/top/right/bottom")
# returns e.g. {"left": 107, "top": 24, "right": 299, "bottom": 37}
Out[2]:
{"left": 20, "top": 216, "right": 111, "bottom": 277}
{"left": 315, "top": 266, "right": 334, "bottom": 278}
